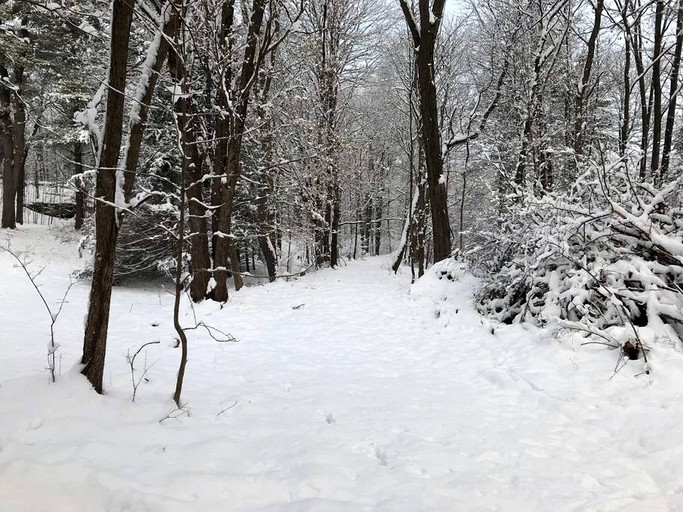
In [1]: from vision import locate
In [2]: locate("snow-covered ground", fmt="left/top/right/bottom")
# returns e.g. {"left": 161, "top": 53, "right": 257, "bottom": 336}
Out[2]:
{"left": 2, "top": 224, "right": 683, "bottom": 512}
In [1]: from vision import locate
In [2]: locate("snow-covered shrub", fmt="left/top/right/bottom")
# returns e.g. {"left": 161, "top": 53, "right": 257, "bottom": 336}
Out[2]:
{"left": 475, "top": 159, "right": 683, "bottom": 349}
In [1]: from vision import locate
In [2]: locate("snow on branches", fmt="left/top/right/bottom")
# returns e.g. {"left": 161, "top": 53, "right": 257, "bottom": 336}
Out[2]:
{"left": 476, "top": 159, "right": 683, "bottom": 355}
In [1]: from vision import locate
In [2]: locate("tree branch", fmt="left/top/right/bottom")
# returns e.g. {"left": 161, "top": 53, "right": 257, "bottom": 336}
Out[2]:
{"left": 399, "top": 0, "right": 420, "bottom": 47}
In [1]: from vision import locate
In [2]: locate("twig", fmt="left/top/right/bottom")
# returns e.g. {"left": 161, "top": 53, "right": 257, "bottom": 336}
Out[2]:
{"left": 216, "top": 400, "right": 238, "bottom": 417}
{"left": 184, "top": 321, "right": 237, "bottom": 342}
{"left": 127, "top": 340, "right": 160, "bottom": 402}
{"left": 1, "top": 245, "right": 73, "bottom": 383}
{"left": 159, "top": 404, "right": 191, "bottom": 423}
{"left": 581, "top": 341, "right": 619, "bottom": 348}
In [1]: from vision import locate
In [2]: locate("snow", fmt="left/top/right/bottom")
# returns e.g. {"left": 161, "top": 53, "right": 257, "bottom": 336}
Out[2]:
{"left": 117, "top": 5, "right": 170, "bottom": 210}
{"left": 2, "top": 224, "right": 683, "bottom": 511}
{"left": 74, "top": 82, "right": 106, "bottom": 162}
{"left": 77, "top": 20, "right": 98, "bottom": 36}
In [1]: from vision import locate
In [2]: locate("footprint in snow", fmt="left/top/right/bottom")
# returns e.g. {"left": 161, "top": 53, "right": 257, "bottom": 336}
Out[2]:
{"left": 29, "top": 418, "right": 44, "bottom": 431}
{"left": 525, "top": 447, "right": 551, "bottom": 459}
{"left": 475, "top": 450, "right": 505, "bottom": 463}
{"left": 375, "top": 447, "right": 388, "bottom": 466}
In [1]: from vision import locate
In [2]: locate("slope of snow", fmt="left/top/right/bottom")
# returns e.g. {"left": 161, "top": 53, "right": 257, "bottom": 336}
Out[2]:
{"left": 2, "top": 224, "right": 683, "bottom": 511}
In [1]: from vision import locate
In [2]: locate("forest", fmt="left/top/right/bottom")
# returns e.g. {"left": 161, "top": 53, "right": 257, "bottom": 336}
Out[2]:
{"left": 1, "top": 0, "right": 683, "bottom": 510}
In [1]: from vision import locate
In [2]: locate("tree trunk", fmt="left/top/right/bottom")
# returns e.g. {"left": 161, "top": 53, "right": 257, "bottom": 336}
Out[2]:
{"left": 121, "top": 0, "right": 181, "bottom": 204}
{"left": 211, "top": 0, "right": 267, "bottom": 302}
{"left": 573, "top": 0, "right": 604, "bottom": 158}
{"left": 0, "top": 65, "right": 15, "bottom": 229}
{"left": 212, "top": 135, "right": 240, "bottom": 301}
{"left": 168, "top": 35, "right": 212, "bottom": 302}
{"left": 399, "top": 0, "right": 452, "bottom": 261}
{"left": 393, "top": 58, "right": 419, "bottom": 273}
{"left": 314, "top": 0, "right": 342, "bottom": 267}
{"left": 629, "top": 9, "right": 650, "bottom": 179}
{"left": 12, "top": 66, "right": 26, "bottom": 225}
{"left": 330, "top": 180, "right": 340, "bottom": 266}
{"left": 81, "top": 0, "right": 134, "bottom": 393}
{"left": 619, "top": 1, "right": 631, "bottom": 158}
{"left": 255, "top": 47, "right": 279, "bottom": 281}
{"left": 353, "top": 184, "right": 360, "bottom": 260}
{"left": 413, "top": 2, "right": 451, "bottom": 262}
{"left": 361, "top": 193, "right": 372, "bottom": 255}
{"left": 172, "top": 136, "right": 189, "bottom": 407}
{"left": 256, "top": 167, "right": 278, "bottom": 281}
{"left": 659, "top": 0, "right": 683, "bottom": 184}
{"left": 313, "top": 179, "right": 327, "bottom": 267}
{"left": 74, "top": 140, "right": 85, "bottom": 230}
{"left": 650, "top": 0, "right": 665, "bottom": 179}
{"left": 411, "top": 175, "right": 427, "bottom": 279}
{"left": 229, "top": 241, "right": 243, "bottom": 290}
{"left": 374, "top": 196, "right": 382, "bottom": 255}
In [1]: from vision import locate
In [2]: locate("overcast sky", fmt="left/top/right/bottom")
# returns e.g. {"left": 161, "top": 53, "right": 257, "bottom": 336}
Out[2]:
{"left": 444, "top": 0, "right": 466, "bottom": 18}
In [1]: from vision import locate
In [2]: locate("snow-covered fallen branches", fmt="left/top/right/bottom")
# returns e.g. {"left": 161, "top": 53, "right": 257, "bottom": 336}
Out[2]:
{"left": 475, "top": 161, "right": 683, "bottom": 358}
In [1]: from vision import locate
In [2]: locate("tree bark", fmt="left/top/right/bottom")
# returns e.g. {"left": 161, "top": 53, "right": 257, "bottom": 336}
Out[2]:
{"left": 168, "top": 35, "right": 212, "bottom": 302}
{"left": 255, "top": 150, "right": 278, "bottom": 282}
{"left": 172, "top": 130, "right": 189, "bottom": 407}
{"left": 209, "top": 0, "right": 235, "bottom": 285}
{"left": 619, "top": 1, "right": 631, "bottom": 158}
{"left": 650, "top": 0, "right": 665, "bottom": 179}
{"left": 330, "top": 179, "right": 340, "bottom": 265}
{"left": 0, "top": 65, "right": 15, "bottom": 229}
{"left": 74, "top": 140, "right": 85, "bottom": 230}
{"left": 411, "top": 173, "right": 427, "bottom": 279}
{"left": 627, "top": 6, "right": 650, "bottom": 179}
{"left": 211, "top": 0, "right": 267, "bottom": 302}
{"left": 659, "top": 0, "right": 683, "bottom": 184}
{"left": 12, "top": 66, "right": 26, "bottom": 225}
{"left": 400, "top": 0, "right": 452, "bottom": 262}
{"left": 255, "top": 48, "right": 279, "bottom": 282}
{"left": 515, "top": 0, "right": 565, "bottom": 190}
{"left": 573, "top": 0, "right": 603, "bottom": 159}
{"left": 81, "top": 0, "right": 134, "bottom": 393}
{"left": 307, "top": 0, "right": 350, "bottom": 267}
{"left": 121, "top": 0, "right": 181, "bottom": 204}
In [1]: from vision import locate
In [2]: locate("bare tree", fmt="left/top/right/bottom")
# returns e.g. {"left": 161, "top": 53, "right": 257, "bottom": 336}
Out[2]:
{"left": 1, "top": 65, "right": 15, "bottom": 229}
{"left": 12, "top": 66, "right": 27, "bottom": 224}
{"left": 399, "top": 0, "right": 452, "bottom": 262}
{"left": 210, "top": 0, "right": 301, "bottom": 301}
{"left": 167, "top": 24, "right": 212, "bottom": 301}
{"left": 81, "top": 0, "right": 135, "bottom": 393}
{"left": 574, "top": 0, "right": 605, "bottom": 159}
{"left": 659, "top": 0, "right": 683, "bottom": 184}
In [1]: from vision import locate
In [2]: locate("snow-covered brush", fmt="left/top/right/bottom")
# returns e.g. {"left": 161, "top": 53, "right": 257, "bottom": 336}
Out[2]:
{"left": 475, "top": 158, "right": 683, "bottom": 368}
{"left": 1, "top": 244, "right": 74, "bottom": 383}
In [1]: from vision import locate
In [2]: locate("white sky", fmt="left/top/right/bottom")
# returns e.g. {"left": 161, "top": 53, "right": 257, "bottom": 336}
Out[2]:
{"left": 444, "top": 0, "right": 467, "bottom": 18}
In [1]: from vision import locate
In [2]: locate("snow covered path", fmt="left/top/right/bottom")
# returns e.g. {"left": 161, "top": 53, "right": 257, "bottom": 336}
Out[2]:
{"left": 2, "top": 225, "right": 683, "bottom": 511}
